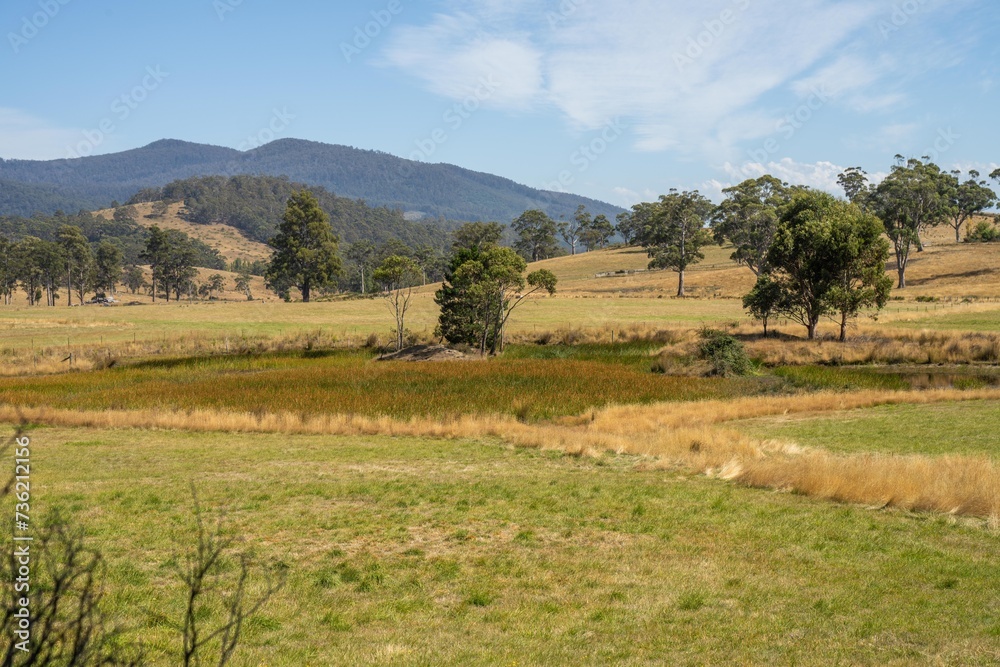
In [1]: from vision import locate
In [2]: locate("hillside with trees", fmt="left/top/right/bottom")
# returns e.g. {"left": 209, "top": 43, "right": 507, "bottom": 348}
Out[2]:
{"left": 130, "top": 174, "right": 454, "bottom": 249}
{"left": 0, "top": 138, "right": 623, "bottom": 222}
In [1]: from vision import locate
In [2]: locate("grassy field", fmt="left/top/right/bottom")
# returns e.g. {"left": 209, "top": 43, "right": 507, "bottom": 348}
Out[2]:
{"left": 11, "top": 425, "right": 1000, "bottom": 666}
{"left": 734, "top": 399, "right": 1000, "bottom": 458}
{"left": 3, "top": 219, "right": 1000, "bottom": 665}
{"left": 0, "top": 294, "right": 753, "bottom": 350}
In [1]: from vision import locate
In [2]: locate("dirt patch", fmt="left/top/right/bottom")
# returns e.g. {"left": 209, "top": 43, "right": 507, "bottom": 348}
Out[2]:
{"left": 379, "top": 345, "right": 471, "bottom": 362}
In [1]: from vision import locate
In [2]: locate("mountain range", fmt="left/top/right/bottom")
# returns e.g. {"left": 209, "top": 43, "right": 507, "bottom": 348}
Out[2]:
{"left": 0, "top": 139, "right": 623, "bottom": 222}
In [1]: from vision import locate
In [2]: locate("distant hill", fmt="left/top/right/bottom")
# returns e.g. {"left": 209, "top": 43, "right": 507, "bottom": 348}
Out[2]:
{"left": 0, "top": 139, "right": 624, "bottom": 222}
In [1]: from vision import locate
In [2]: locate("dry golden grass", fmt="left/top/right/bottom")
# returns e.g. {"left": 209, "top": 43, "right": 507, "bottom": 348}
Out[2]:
{"left": 6, "top": 386, "right": 1000, "bottom": 519}
{"left": 534, "top": 244, "right": 757, "bottom": 298}
{"left": 734, "top": 325, "right": 1000, "bottom": 365}
{"left": 735, "top": 452, "right": 1000, "bottom": 518}
{"left": 98, "top": 202, "right": 273, "bottom": 264}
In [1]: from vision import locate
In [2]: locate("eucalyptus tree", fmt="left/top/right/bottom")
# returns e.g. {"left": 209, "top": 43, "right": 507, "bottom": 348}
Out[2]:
{"left": 512, "top": 209, "right": 559, "bottom": 261}
{"left": 765, "top": 191, "right": 891, "bottom": 340}
{"left": 943, "top": 170, "right": 997, "bottom": 242}
{"left": 57, "top": 225, "right": 92, "bottom": 305}
{"left": 436, "top": 246, "right": 556, "bottom": 355}
{"left": 637, "top": 190, "right": 714, "bottom": 297}
{"left": 711, "top": 175, "right": 797, "bottom": 276}
{"left": 843, "top": 158, "right": 950, "bottom": 289}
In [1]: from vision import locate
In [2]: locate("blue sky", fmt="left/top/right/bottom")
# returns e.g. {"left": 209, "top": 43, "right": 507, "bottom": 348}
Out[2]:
{"left": 1, "top": 0, "right": 997, "bottom": 207}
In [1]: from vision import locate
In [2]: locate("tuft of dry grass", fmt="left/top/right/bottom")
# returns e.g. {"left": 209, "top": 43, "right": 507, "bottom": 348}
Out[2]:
{"left": 735, "top": 452, "right": 1000, "bottom": 518}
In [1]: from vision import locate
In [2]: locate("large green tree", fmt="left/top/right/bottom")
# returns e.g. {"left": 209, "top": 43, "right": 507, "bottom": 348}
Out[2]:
{"left": 942, "top": 170, "right": 997, "bottom": 242}
{"left": 435, "top": 246, "right": 556, "bottom": 355}
{"left": 141, "top": 226, "right": 199, "bottom": 302}
{"left": 12, "top": 237, "right": 47, "bottom": 306}
{"left": 512, "top": 210, "right": 559, "bottom": 262}
{"left": 581, "top": 214, "right": 614, "bottom": 251}
{"left": 711, "top": 175, "right": 796, "bottom": 276}
{"left": 637, "top": 190, "right": 714, "bottom": 297}
{"left": 265, "top": 191, "right": 343, "bottom": 302}
{"left": 824, "top": 208, "right": 893, "bottom": 342}
{"left": 615, "top": 202, "right": 656, "bottom": 246}
{"left": 141, "top": 225, "right": 170, "bottom": 302}
{"left": 858, "top": 158, "right": 951, "bottom": 288}
{"left": 765, "top": 191, "right": 891, "bottom": 340}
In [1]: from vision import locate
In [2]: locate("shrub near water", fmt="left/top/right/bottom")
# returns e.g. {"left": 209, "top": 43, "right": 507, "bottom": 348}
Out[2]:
{"left": 698, "top": 330, "right": 754, "bottom": 377}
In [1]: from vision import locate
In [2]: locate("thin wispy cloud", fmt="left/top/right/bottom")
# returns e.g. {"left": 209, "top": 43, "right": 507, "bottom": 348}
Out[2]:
{"left": 382, "top": 0, "right": 899, "bottom": 157}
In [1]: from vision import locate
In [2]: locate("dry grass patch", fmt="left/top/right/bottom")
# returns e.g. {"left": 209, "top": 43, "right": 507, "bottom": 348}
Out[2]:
{"left": 5, "top": 386, "right": 1000, "bottom": 519}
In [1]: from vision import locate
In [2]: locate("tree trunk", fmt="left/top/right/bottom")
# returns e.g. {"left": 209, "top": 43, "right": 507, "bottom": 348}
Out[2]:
{"left": 897, "top": 266, "right": 906, "bottom": 290}
{"left": 839, "top": 311, "right": 848, "bottom": 343}
{"left": 676, "top": 270, "right": 685, "bottom": 298}
{"left": 66, "top": 270, "right": 72, "bottom": 306}
{"left": 301, "top": 282, "right": 310, "bottom": 303}
{"left": 807, "top": 319, "right": 817, "bottom": 340}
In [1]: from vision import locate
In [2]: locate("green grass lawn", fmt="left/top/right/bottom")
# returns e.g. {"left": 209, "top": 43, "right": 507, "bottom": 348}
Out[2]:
{"left": 889, "top": 304, "right": 1000, "bottom": 332}
{"left": 10, "top": 426, "right": 1000, "bottom": 666}
{"left": 733, "top": 399, "right": 1000, "bottom": 458}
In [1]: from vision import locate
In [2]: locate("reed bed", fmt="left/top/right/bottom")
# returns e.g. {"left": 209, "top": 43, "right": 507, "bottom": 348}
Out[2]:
{"left": 0, "top": 352, "right": 761, "bottom": 421}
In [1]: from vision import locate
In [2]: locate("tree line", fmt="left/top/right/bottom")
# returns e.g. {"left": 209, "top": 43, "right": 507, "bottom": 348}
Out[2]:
{"left": 610, "top": 159, "right": 998, "bottom": 340}
{"left": 0, "top": 205, "right": 231, "bottom": 306}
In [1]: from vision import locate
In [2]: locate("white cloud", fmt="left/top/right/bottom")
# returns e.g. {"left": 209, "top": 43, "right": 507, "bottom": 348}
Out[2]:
{"left": 383, "top": 0, "right": 894, "bottom": 158}
{"left": 0, "top": 108, "right": 82, "bottom": 160}
{"left": 791, "top": 53, "right": 906, "bottom": 112}
{"left": 381, "top": 12, "right": 544, "bottom": 110}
